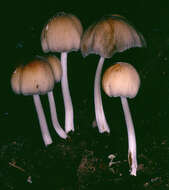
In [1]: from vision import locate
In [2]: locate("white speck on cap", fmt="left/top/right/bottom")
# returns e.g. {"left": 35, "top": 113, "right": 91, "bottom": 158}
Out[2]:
{"left": 11, "top": 59, "right": 55, "bottom": 96}
{"left": 41, "top": 13, "right": 83, "bottom": 53}
{"left": 46, "top": 25, "right": 48, "bottom": 31}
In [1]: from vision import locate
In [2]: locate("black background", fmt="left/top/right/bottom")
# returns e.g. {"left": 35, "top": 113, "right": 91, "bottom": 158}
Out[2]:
{"left": 0, "top": 1, "right": 169, "bottom": 189}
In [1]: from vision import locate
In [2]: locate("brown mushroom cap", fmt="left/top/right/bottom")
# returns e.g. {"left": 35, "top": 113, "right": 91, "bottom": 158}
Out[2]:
{"left": 11, "top": 59, "right": 55, "bottom": 95}
{"left": 41, "top": 12, "right": 83, "bottom": 53}
{"left": 46, "top": 55, "right": 62, "bottom": 82}
{"left": 102, "top": 62, "right": 140, "bottom": 98}
{"left": 81, "top": 14, "right": 146, "bottom": 58}
{"left": 11, "top": 65, "right": 23, "bottom": 94}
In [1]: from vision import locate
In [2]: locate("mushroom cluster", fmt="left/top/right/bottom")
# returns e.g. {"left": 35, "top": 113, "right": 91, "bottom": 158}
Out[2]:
{"left": 11, "top": 57, "right": 67, "bottom": 146}
{"left": 11, "top": 12, "right": 146, "bottom": 176}
{"left": 41, "top": 12, "right": 83, "bottom": 133}
{"left": 81, "top": 14, "right": 146, "bottom": 134}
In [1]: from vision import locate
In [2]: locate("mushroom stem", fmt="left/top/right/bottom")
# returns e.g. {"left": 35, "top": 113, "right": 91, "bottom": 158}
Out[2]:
{"left": 47, "top": 91, "right": 68, "bottom": 139}
{"left": 94, "top": 56, "right": 110, "bottom": 133}
{"left": 33, "top": 94, "right": 52, "bottom": 146}
{"left": 60, "top": 52, "right": 74, "bottom": 133}
{"left": 120, "top": 96, "right": 137, "bottom": 176}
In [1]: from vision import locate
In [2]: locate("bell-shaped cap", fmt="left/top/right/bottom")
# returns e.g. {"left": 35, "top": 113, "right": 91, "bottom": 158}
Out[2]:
{"left": 81, "top": 14, "right": 146, "bottom": 58}
{"left": 11, "top": 59, "right": 55, "bottom": 96}
{"left": 102, "top": 62, "right": 140, "bottom": 98}
{"left": 41, "top": 12, "right": 83, "bottom": 53}
{"left": 47, "top": 55, "right": 62, "bottom": 82}
{"left": 11, "top": 65, "right": 23, "bottom": 94}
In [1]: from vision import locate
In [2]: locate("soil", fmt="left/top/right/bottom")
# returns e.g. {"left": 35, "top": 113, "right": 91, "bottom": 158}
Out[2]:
{"left": 1, "top": 5, "right": 169, "bottom": 190}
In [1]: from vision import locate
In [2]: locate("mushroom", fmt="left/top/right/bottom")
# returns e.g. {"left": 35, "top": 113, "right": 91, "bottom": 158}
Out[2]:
{"left": 81, "top": 14, "right": 145, "bottom": 134}
{"left": 46, "top": 55, "right": 67, "bottom": 139}
{"left": 41, "top": 12, "right": 83, "bottom": 133}
{"left": 11, "top": 58, "right": 55, "bottom": 146}
{"left": 102, "top": 62, "right": 140, "bottom": 176}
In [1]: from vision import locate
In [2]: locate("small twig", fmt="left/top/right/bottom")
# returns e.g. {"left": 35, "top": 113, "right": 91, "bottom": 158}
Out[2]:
{"left": 8, "top": 161, "right": 25, "bottom": 173}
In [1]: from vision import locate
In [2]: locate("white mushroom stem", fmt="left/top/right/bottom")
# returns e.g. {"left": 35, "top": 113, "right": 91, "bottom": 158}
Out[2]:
{"left": 33, "top": 94, "right": 52, "bottom": 146}
{"left": 47, "top": 91, "right": 68, "bottom": 139}
{"left": 94, "top": 56, "right": 110, "bottom": 133}
{"left": 120, "top": 96, "right": 137, "bottom": 176}
{"left": 60, "top": 52, "right": 74, "bottom": 133}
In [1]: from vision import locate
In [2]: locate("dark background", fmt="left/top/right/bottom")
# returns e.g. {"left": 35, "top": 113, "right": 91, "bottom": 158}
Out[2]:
{"left": 0, "top": 0, "right": 168, "bottom": 144}
{"left": 0, "top": 1, "right": 169, "bottom": 189}
{"left": 2, "top": 0, "right": 169, "bottom": 136}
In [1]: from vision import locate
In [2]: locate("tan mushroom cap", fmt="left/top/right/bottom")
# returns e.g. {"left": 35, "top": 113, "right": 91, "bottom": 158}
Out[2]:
{"left": 81, "top": 15, "right": 145, "bottom": 58}
{"left": 102, "top": 62, "right": 140, "bottom": 98}
{"left": 47, "top": 55, "right": 62, "bottom": 82}
{"left": 11, "top": 65, "right": 23, "bottom": 94}
{"left": 11, "top": 59, "right": 55, "bottom": 95}
{"left": 41, "top": 12, "right": 83, "bottom": 53}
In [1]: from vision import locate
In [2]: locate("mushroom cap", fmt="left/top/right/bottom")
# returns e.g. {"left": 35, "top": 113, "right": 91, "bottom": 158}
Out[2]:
{"left": 11, "top": 59, "right": 55, "bottom": 95}
{"left": 11, "top": 65, "right": 23, "bottom": 94}
{"left": 47, "top": 55, "right": 62, "bottom": 82}
{"left": 41, "top": 12, "right": 83, "bottom": 53}
{"left": 81, "top": 14, "right": 146, "bottom": 58}
{"left": 102, "top": 62, "right": 140, "bottom": 98}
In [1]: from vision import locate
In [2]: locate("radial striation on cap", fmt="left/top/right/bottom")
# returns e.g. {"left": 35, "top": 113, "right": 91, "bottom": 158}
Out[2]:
{"left": 47, "top": 55, "right": 62, "bottom": 82}
{"left": 102, "top": 62, "right": 140, "bottom": 98}
{"left": 41, "top": 12, "right": 83, "bottom": 53}
{"left": 81, "top": 15, "right": 146, "bottom": 58}
{"left": 11, "top": 59, "right": 55, "bottom": 96}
